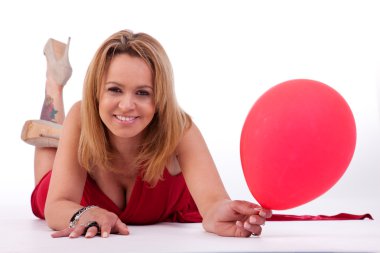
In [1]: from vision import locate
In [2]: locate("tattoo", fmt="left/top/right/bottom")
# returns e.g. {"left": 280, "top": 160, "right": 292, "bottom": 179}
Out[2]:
{"left": 40, "top": 95, "right": 58, "bottom": 122}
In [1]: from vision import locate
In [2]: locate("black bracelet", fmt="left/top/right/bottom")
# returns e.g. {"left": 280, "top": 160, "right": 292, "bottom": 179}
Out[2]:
{"left": 69, "top": 205, "right": 97, "bottom": 228}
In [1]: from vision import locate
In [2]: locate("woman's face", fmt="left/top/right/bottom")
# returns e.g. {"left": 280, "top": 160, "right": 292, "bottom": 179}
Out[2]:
{"left": 99, "top": 53, "right": 155, "bottom": 142}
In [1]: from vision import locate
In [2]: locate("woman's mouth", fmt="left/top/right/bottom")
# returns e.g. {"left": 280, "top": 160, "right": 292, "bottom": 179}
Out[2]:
{"left": 115, "top": 115, "right": 138, "bottom": 123}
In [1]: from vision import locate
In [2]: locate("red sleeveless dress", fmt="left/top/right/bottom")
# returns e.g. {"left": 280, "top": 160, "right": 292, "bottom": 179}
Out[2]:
{"left": 31, "top": 169, "right": 202, "bottom": 224}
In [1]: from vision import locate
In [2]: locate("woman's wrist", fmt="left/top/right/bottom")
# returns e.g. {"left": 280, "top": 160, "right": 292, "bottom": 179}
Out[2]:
{"left": 201, "top": 199, "right": 231, "bottom": 232}
{"left": 69, "top": 205, "right": 98, "bottom": 228}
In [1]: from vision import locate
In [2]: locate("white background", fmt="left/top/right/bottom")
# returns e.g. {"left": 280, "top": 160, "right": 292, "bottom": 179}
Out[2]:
{"left": 0, "top": 0, "right": 379, "bottom": 217}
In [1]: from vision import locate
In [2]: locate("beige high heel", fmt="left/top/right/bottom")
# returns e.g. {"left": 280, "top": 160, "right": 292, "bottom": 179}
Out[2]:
{"left": 21, "top": 120, "right": 62, "bottom": 148}
{"left": 44, "top": 37, "right": 72, "bottom": 85}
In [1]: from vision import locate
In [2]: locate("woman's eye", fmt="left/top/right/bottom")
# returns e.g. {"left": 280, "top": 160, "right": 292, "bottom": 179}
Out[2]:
{"left": 108, "top": 87, "right": 122, "bottom": 93}
{"left": 136, "top": 90, "right": 150, "bottom": 96}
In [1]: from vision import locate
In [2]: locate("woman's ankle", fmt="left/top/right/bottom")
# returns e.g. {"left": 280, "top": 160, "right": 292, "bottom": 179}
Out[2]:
{"left": 45, "top": 79, "right": 64, "bottom": 96}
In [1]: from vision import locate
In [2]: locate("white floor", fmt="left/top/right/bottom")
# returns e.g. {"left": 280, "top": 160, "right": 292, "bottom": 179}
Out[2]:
{"left": 1, "top": 202, "right": 379, "bottom": 253}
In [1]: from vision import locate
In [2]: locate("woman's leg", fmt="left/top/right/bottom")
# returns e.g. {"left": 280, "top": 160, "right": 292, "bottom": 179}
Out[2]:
{"left": 33, "top": 85, "right": 64, "bottom": 185}
{"left": 33, "top": 38, "right": 72, "bottom": 185}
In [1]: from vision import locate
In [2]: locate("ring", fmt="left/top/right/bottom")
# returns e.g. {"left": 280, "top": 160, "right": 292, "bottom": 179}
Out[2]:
{"left": 84, "top": 221, "right": 100, "bottom": 234}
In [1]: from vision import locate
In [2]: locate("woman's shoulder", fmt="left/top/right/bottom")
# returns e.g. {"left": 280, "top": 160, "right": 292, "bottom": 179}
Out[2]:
{"left": 176, "top": 121, "right": 204, "bottom": 153}
{"left": 70, "top": 100, "right": 82, "bottom": 112}
{"left": 65, "top": 100, "right": 82, "bottom": 127}
{"left": 183, "top": 121, "right": 202, "bottom": 137}
{"left": 66, "top": 100, "right": 82, "bottom": 116}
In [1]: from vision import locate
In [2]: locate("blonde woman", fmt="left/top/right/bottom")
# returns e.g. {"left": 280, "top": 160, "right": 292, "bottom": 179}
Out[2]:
{"left": 22, "top": 29, "right": 271, "bottom": 239}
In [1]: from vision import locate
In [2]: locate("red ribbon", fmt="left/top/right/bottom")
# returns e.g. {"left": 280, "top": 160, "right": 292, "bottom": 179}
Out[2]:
{"left": 268, "top": 213, "right": 374, "bottom": 221}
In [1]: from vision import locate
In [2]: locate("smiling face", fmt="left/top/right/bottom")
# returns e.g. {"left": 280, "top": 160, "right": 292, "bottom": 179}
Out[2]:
{"left": 99, "top": 53, "right": 155, "bottom": 143}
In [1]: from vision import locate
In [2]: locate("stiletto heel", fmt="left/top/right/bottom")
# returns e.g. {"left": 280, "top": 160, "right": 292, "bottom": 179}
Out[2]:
{"left": 43, "top": 37, "right": 72, "bottom": 85}
{"left": 21, "top": 120, "right": 62, "bottom": 148}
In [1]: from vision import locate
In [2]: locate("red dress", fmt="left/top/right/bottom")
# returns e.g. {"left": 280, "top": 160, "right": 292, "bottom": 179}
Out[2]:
{"left": 31, "top": 169, "right": 202, "bottom": 224}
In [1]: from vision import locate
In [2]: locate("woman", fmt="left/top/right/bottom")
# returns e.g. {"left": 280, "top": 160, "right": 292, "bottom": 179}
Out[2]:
{"left": 21, "top": 29, "right": 271, "bottom": 239}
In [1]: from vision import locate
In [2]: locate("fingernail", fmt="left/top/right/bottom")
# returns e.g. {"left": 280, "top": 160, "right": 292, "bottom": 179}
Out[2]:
{"left": 249, "top": 216, "right": 257, "bottom": 223}
{"left": 253, "top": 231, "right": 261, "bottom": 237}
{"left": 69, "top": 231, "right": 76, "bottom": 238}
{"left": 102, "top": 232, "right": 109, "bottom": 238}
{"left": 244, "top": 222, "right": 252, "bottom": 230}
{"left": 236, "top": 220, "right": 243, "bottom": 227}
{"left": 259, "top": 210, "right": 266, "bottom": 217}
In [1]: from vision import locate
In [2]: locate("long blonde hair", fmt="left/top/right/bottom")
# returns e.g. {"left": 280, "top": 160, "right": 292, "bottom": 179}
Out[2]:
{"left": 79, "top": 29, "right": 192, "bottom": 186}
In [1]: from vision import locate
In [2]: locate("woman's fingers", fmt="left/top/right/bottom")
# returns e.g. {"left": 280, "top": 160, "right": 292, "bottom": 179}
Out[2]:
{"left": 244, "top": 222, "right": 263, "bottom": 236}
{"left": 100, "top": 224, "right": 112, "bottom": 238}
{"left": 69, "top": 224, "right": 87, "bottom": 238}
{"left": 112, "top": 219, "right": 130, "bottom": 235}
{"left": 51, "top": 211, "right": 130, "bottom": 238}
{"left": 230, "top": 200, "right": 261, "bottom": 217}
{"left": 235, "top": 220, "right": 262, "bottom": 237}
{"left": 236, "top": 214, "right": 266, "bottom": 236}
{"left": 230, "top": 200, "right": 273, "bottom": 237}
{"left": 51, "top": 227, "right": 74, "bottom": 238}
{"left": 84, "top": 225, "right": 99, "bottom": 238}
{"left": 249, "top": 215, "right": 266, "bottom": 226}
{"left": 72, "top": 219, "right": 129, "bottom": 238}
{"left": 258, "top": 208, "right": 272, "bottom": 219}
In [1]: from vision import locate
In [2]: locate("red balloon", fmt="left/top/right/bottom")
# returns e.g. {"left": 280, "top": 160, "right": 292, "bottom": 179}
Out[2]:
{"left": 240, "top": 79, "right": 356, "bottom": 210}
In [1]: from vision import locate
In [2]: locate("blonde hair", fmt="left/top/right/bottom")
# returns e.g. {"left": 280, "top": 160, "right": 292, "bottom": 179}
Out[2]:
{"left": 79, "top": 29, "right": 192, "bottom": 185}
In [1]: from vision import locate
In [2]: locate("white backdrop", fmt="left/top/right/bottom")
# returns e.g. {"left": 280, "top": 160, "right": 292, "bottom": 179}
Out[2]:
{"left": 1, "top": 0, "right": 379, "bottom": 216}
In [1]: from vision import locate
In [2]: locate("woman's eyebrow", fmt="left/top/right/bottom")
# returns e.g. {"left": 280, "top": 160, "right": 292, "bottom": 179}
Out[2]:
{"left": 105, "top": 82, "right": 153, "bottom": 90}
{"left": 136, "top": 85, "right": 153, "bottom": 90}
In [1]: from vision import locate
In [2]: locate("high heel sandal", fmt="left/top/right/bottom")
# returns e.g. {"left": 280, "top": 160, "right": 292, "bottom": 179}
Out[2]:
{"left": 44, "top": 37, "right": 72, "bottom": 85}
{"left": 21, "top": 120, "right": 62, "bottom": 148}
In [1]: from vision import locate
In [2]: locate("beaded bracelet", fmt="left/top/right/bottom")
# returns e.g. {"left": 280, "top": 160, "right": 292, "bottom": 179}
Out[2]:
{"left": 69, "top": 205, "right": 98, "bottom": 228}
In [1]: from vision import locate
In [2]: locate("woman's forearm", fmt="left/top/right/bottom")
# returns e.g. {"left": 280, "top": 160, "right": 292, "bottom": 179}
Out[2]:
{"left": 45, "top": 199, "right": 84, "bottom": 231}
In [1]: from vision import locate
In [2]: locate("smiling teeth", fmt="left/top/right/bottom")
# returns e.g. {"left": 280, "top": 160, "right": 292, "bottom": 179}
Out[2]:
{"left": 116, "top": 115, "right": 136, "bottom": 122}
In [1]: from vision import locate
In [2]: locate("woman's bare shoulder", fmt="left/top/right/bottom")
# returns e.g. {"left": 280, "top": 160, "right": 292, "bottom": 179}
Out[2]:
{"left": 64, "top": 101, "right": 82, "bottom": 128}
{"left": 69, "top": 100, "right": 82, "bottom": 115}
{"left": 176, "top": 121, "right": 205, "bottom": 154}
{"left": 184, "top": 121, "right": 202, "bottom": 139}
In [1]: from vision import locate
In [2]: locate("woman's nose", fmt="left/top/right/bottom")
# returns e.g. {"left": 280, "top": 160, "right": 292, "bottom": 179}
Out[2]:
{"left": 119, "top": 94, "right": 136, "bottom": 110}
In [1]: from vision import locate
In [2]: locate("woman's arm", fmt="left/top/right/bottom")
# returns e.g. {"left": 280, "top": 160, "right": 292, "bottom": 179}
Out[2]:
{"left": 44, "top": 102, "right": 129, "bottom": 238}
{"left": 177, "top": 123, "right": 271, "bottom": 237}
{"left": 44, "top": 101, "right": 88, "bottom": 230}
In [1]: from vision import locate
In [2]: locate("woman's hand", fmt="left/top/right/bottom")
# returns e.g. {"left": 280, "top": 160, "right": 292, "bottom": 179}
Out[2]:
{"left": 202, "top": 199, "right": 272, "bottom": 237}
{"left": 51, "top": 207, "right": 130, "bottom": 238}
